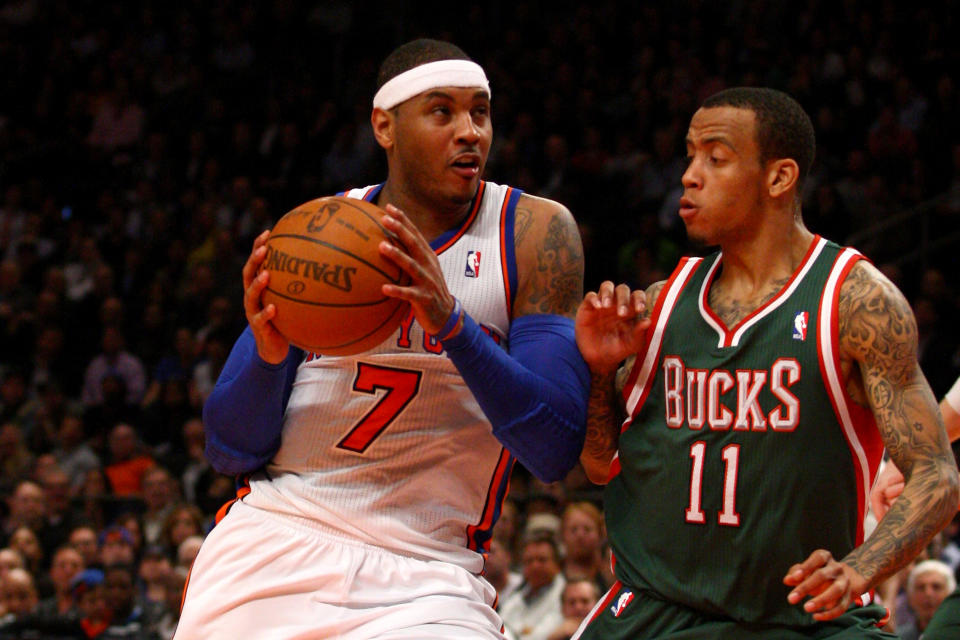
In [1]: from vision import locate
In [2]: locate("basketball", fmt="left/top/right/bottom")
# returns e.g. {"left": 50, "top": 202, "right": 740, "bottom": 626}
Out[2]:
{"left": 260, "top": 196, "right": 411, "bottom": 355}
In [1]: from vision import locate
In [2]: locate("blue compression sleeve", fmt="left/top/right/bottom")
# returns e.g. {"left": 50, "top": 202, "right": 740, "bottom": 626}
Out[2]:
{"left": 442, "top": 313, "right": 589, "bottom": 482}
{"left": 202, "top": 326, "right": 303, "bottom": 474}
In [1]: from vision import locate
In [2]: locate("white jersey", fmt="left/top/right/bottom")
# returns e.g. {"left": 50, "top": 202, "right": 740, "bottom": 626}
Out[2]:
{"left": 243, "top": 181, "right": 523, "bottom": 574}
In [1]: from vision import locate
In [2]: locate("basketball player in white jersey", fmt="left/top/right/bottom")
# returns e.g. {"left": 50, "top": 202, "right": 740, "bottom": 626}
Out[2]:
{"left": 175, "top": 39, "right": 590, "bottom": 639}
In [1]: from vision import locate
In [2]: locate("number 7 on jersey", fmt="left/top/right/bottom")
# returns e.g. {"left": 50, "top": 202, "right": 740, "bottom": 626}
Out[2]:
{"left": 337, "top": 363, "right": 423, "bottom": 453}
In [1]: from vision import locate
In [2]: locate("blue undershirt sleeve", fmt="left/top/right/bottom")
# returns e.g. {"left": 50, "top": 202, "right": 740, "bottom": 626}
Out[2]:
{"left": 202, "top": 326, "right": 303, "bottom": 475}
{"left": 442, "top": 313, "right": 589, "bottom": 482}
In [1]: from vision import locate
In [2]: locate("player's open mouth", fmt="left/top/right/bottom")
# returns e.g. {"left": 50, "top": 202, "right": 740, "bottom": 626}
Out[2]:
{"left": 451, "top": 154, "right": 481, "bottom": 177}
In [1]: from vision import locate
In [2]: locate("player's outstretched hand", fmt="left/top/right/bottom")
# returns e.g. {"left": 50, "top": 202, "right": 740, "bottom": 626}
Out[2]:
{"left": 869, "top": 461, "right": 905, "bottom": 522}
{"left": 576, "top": 281, "right": 650, "bottom": 374}
{"left": 243, "top": 229, "right": 290, "bottom": 364}
{"left": 783, "top": 549, "right": 868, "bottom": 622}
{"left": 378, "top": 204, "right": 457, "bottom": 335}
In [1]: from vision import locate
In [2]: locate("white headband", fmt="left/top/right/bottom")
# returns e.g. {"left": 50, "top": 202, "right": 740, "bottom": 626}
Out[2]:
{"left": 373, "top": 60, "right": 490, "bottom": 110}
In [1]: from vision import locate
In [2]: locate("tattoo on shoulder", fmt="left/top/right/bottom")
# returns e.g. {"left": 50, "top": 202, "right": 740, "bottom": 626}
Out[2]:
{"left": 525, "top": 212, "right": 584, "bottom": 315}
{"left": 838, "top": 262, "right": 916, "bottom": 387}
{"left": 514, "top": 206, "right": 534, "bottom": 247}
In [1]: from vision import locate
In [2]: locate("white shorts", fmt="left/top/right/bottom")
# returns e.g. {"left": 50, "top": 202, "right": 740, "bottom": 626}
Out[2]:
{"left": 175, "top": 500, "right": 506, "bottom": 640}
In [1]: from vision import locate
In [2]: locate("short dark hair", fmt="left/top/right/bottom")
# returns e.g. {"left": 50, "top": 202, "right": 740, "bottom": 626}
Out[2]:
{"left": 376, "top": 39, "right": 473, "bottom": 91}
{"left": 521, "top": 528, "right": 561, "bottom": 562}
{"left": 701, "top": 87, "right": 816, "bottom": 190}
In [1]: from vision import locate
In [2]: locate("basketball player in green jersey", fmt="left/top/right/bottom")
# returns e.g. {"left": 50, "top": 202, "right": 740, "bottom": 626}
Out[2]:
{"left": 572, "top": 87, "right": 959, "bottom": 639}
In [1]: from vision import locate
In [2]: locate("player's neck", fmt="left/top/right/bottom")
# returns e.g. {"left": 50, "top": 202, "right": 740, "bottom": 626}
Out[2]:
{"left": 716, "top": 216, "right": 814, "bottom": 296}
{"left": 377, "top": 182, "right": 475, "bottom": 242}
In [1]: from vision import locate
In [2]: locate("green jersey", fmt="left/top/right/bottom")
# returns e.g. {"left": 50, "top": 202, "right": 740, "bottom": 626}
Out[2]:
{"left": 605, "top": 236, "right": 885, "bottom": 627}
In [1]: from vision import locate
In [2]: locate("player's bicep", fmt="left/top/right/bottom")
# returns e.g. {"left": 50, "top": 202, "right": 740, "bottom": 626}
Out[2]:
{"left": 839, "top": 262, "right": 949, "bottom": 471}
{"left": 512, "top": 195, "right": 584, "bottom": 319}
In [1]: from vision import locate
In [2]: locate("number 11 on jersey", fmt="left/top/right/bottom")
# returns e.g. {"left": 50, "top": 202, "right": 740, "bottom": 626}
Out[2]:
{"left": 685, "top": 441, "right": 741, "bottom": 526}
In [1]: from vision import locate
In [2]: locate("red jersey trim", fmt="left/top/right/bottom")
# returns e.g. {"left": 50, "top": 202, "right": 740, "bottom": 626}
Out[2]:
{"left": 816, "top": 248, "right": 882, "bottom": 544}
{"left": 700, "top": 236, "right": 826, "bottom": 348}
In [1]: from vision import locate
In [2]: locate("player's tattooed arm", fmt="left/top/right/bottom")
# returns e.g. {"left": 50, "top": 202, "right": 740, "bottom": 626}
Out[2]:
{"left": 513, "top": 195, "right": 585, "bottom": 318}
{"left": 580, "top": 280, "right": 664, "bottom": 484}
{"left": 838, "top": 260, "right": 959, "bottom": 588}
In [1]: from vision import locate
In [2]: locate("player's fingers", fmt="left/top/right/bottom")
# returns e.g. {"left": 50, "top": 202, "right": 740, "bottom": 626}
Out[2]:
{"left": 810, "top": 595, "right": 851, "bottom": 622}
{"left": 631, "top": 290, "right": 647, "bottom": 314}
{"left": 805, "top": 579, "right": 851, "bottom": 621}
{"left": 243, "top": 270, "right": 269, "bottom": 319}
{"left": 381, "top": 206, "right": 432, "bottom": 256}
{"left": 613, "top": 284, "right": 634, "bottom": 316}
{"left": 379, "top": 240, "right": 426, "bottom": 282}
{"left": 787, "top": 559, "right": 842, "bottom": 604}
{"left": 783, "top": 549, "right": 832, "bottom": 586}
{"left": 582, "top": 291, "right": 602, "bottom": 310}
{"left": 242, "top": 240, "right": 269, "bottom": 288}
{"left": 250, "top": 303, "right": 277, "bottom": 329}
{"left": 597, "top": 281, "right": 616, "bottom": 307}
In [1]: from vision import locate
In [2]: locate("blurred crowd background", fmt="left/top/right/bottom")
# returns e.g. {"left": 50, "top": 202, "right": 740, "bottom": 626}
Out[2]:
{"left": 0, "top": 0, "right": 957, "bottom": 638}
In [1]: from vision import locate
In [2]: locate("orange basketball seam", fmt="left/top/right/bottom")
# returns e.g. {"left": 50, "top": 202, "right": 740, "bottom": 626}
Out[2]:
{"left": 263, "top": 287, "right": 397, "bottom": 308}
{"left": 294, "top": 299, "right": 410, "bottom": 353}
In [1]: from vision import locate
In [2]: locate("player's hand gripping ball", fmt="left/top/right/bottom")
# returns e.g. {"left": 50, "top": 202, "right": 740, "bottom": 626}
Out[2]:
{"left": 260, "top": 196, "right": 411, "bottom": 355}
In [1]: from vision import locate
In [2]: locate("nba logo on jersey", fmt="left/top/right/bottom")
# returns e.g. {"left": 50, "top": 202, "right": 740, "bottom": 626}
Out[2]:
{"left": 611, "top": 590, "right": 634, "bottom": 617}
{"left": 465, "top": 251, "right": 481, "bottom": 278}
{"left": 793, "top": 311, "right": 809, "bottom": 341}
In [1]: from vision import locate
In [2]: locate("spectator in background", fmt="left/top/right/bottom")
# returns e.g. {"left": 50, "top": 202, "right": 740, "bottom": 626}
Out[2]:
{"left": 72, "top": 469, "right": 111, "bottom": 532}
{"left": 103, "top": 422, "right": 155, "bottom": 497}
{"left": 101, "top": 563, "right": 160, "bottom": 639}
{"left": 0, "top": 425, "right": 34, "bottom": 494}
{"left": 3, "top": 481, "right": 45, "bottom": 539}
{"left": 7, "top": 526, "right": 43, "bottom": 576}
{"left": 175, "top": 535, "right": 203, "bottom": 572}
{"left": 500, "top": 530, "right": 566, "bottom": 640}
{"left": 159, "top": 504, "right": 204, "bottom": 559}
{"left": 486, "top": 534, "right": 523, "bottom": 610}
{"left": 546, "top": 578, "right": 601, "bottom": 640}
{"left": 81, "top": 326, "right": 147, "bottom": 408}
{"left": 137, "top": 545, "right": 172, "bottom": 623}
{"left": 154, "top": 567, "right": 188, "bottom": 640}
{"left": 67, "top": 525, "right": 99, "bottom": 570}
{"left": 35, "top": 544, "right": 84, "bottom": 618}
{"left": 72, "top": 568, "right": 109, "bottom": 638}
{"left": 98, "top": 525, "right": 137, "bottom": 570}
{"left": 558, "top": 502, "right": 607, "bottom": 590}
{"left": 898, "top": 560, "right": 955, "bottom": 640}
{"left": 0, "top": 567, "right": 38, "bottom": 619}
{"left": 51, "top": 414, "right": 101, "bottom": 495}
{"left": 36, "top": 466, "right": 74, "bottom": 557}
{"left": 0, "top": 550, "right": 23, "bottom": 583}
{"left": 141, "top": 467, "right": 177, "bottom": 548}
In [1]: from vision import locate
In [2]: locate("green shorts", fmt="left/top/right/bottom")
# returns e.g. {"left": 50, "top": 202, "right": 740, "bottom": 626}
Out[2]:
{"left": 922, "top": 587, "right": 960, "bottom": 640}
{"left": 574, "top": 582, "right": 897, "bottom": 640}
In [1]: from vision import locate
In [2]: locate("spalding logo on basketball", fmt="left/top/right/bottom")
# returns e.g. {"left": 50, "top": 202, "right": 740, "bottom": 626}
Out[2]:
{"left": 260, "top": 196, "right": 411, "bottom": 356}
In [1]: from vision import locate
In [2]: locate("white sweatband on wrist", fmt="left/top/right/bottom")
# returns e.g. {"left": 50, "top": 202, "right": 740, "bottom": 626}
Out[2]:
{"left": 946, "top": 376, "right": 960, "bottom": 413}
{"left": 373, "top": 60, "right": 490, "bottom": 110}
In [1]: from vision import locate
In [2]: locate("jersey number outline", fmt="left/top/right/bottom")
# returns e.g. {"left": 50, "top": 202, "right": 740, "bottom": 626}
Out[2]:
{"left": 337, "top": 363, "right": 423, "bottom": 453}
{"left": 685, "top": 441, "right": 741, "bottom": 526}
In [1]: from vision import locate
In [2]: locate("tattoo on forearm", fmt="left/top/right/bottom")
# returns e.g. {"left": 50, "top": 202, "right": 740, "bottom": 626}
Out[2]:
{"left": 528, "top": 213, "right": 584, "bottom": 314}
{"left": 583, "top": 371, "right": 622, "bottom": 469}
{"left": 839, "top": 262, "right": 959, "bottom": 585}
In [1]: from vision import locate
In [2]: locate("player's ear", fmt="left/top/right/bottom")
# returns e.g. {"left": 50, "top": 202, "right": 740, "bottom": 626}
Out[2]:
{"left": 767, "top": 158, "right": 799, "bottom": 199}
{"left": 371, "top": 107, "right": 395, "bottom": 151}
